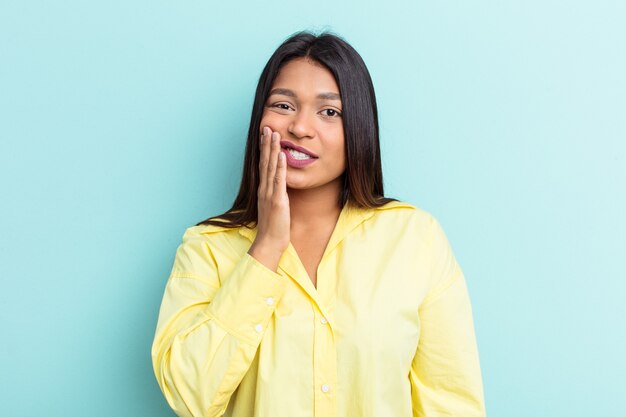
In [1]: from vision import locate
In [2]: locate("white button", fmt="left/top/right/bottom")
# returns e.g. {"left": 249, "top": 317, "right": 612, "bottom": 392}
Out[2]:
{"left": 254, "top": 324, "right": 263, "bottom": 333}
{"left": 321, "top": 384, "right": 330, "bottom": 393}
{"left": 265, "top": 297, "right": 274, "bottom": 306}
{"left": 320, "top": 317, "right": 328, "bottom": 324}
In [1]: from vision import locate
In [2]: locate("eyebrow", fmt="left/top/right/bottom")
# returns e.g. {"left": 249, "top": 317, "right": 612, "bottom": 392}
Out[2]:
{"left": 268, "top": 88, "right": 341, "bottom": 101}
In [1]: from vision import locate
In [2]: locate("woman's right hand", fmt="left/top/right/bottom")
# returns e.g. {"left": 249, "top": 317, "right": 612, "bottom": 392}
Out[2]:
{"left": 247, "top": 126, "right": 290, "bottom": 272}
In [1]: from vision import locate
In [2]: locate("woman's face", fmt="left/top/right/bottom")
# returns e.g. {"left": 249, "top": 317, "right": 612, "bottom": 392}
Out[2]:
{"left": 260, "top": 57, "right": 345, "bottom": 191}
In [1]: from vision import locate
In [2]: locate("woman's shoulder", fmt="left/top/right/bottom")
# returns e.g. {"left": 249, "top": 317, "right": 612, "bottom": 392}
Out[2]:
{"left": 373, "top": 199, "right": 437, "bottom": 224}
{"left": 371, "top": 199, "right": 452, "bottom": 243}
{"left": 168, "top": 220, "right": 250, "bottom": 277}
{"left": 186, "top": 222, "right": 241, "bottom": 235}
{"left": 180, "top": 221, "right": 247, "bottom": 244}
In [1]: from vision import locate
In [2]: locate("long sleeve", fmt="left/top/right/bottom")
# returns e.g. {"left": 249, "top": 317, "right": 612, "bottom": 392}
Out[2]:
{"left": 151, "top": 227, "right": 289, "bottom": 417}
{"left": 409, "top": 216, "right": 486, "bottom": 417}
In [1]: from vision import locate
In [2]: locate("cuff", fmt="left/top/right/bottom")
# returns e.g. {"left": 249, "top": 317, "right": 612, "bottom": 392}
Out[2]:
{"left": 206, "top": 252, "right": 288, "bottom": 345}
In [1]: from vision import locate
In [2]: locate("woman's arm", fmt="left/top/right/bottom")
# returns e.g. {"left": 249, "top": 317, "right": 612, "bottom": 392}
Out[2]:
{"left": 151, "top": 228, "right": 288, "bottom": 417}
{"left": 409, "top": 216, "right": 486, "bottom": 417}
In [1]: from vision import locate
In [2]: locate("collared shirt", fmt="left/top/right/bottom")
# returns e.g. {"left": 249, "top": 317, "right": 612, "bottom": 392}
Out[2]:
{"left": 151, "top": 200, "right": 486, "bottom": 417}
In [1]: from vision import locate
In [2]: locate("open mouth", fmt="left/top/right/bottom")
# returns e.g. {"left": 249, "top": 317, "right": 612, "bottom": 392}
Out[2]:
{"left": 282, "top": 146, "right": 317, "bottom": 160}
{"left": 279, "top": 140, "right": 319, "bottom": 159}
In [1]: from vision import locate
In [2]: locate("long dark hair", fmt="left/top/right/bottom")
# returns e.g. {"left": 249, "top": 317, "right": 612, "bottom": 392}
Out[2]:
{"left": 197, "top": 29, "right": 397, "bottom": 228}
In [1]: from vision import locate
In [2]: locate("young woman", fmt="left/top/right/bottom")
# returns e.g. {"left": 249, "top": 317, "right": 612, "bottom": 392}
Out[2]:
{"left": 152, "top": 30, "right": 486, "bottom": 417}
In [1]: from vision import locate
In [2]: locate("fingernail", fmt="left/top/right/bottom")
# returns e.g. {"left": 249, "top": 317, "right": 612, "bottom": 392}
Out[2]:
{"left": 263, "top": 126, "right": 269, "bottom": 136}
{"left": 272, "top": 132, "right": 278, "bottom": 142}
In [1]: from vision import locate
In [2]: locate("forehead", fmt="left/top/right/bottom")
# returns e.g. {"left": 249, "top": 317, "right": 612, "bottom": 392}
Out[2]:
{"left": 271, "top": 58, "right": 340, "bottom": 96}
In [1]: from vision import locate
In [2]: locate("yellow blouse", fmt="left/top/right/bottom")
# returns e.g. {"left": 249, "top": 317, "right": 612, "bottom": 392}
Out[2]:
{"left": 151, "top": 200, "right": 486, "bottom": 417}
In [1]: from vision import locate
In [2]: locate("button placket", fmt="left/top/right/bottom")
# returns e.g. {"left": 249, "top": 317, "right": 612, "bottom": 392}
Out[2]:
{"left": 313, "top": 308, "right": 337, "bottom": 416}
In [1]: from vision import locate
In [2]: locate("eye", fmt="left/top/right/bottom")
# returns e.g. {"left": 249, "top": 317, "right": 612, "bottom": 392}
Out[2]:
{"left": 270, "top": 103, "right": 293, "bottom": 111}
{"left": 321, "top": 108, "right": 342, "bottom": 118}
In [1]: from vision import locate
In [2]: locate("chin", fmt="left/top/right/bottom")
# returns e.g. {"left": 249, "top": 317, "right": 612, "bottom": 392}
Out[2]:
{"left": 285, "top": 178, "right": 315, "bottom": 190}
{"left": 286, "top": 182, "right": 309, "bottom": 190}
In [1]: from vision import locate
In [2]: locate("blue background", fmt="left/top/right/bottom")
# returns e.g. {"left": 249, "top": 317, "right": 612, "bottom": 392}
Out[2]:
{"left": 1, "top": 1, "right": 624, "bottom": 416}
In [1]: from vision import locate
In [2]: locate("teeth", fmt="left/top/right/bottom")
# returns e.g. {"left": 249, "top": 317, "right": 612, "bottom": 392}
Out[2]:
{"left": 287, "top": 148, "right": 312, "bottom": 160}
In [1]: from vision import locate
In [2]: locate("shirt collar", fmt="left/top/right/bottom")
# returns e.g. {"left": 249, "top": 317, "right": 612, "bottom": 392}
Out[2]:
{"left": 199, "top": 200, "right": 414, "bottom": 245}
{"left": 199, "top": 200, "right": 414, "bottom": 317}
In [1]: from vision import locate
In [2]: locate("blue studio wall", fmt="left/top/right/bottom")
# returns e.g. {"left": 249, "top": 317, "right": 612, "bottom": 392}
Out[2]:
{"left": 1, "top": 1, "right": 624, "bottom": 416}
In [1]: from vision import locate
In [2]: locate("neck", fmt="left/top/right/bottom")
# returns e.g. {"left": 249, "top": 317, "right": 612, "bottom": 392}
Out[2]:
{"left": 287, "top": 177, "right": 343, "bottom": 229}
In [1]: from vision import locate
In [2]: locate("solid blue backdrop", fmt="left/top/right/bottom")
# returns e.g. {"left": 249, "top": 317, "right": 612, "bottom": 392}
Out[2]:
{"left": 1, "top": 1, "right": 624, "bottom": 416}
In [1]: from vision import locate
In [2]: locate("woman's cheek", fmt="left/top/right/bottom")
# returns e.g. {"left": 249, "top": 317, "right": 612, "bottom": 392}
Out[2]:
{"left": 263, "top": 108, "right": 293, "bottom": 126}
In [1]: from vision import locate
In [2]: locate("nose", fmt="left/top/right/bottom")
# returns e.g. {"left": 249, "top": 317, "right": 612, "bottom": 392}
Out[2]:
{"left": 287, "top": 110, "right": 315, "bottom": 140}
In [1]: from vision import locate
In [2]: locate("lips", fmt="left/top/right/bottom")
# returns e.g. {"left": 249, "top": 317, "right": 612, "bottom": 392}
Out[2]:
{"left": 279, "top": 140, "right": 319, "bottom": 158}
